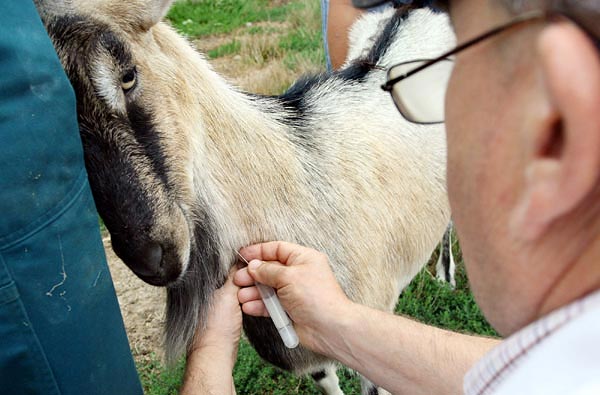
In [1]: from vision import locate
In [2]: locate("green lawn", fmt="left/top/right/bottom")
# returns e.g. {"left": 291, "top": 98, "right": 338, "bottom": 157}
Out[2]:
{"left": 169, "top": 0, "right": 324, "bottom": 92}
{"left": 136, "top": 1, "right": 498, "bottom": 394}
{"left": 168, "top": 0, "right": 303, "bottom": 37}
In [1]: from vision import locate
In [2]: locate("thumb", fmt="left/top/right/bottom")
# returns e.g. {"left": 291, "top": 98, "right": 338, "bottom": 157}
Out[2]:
{"left": 247, "top": 260, "right": 289, "bottom": 289}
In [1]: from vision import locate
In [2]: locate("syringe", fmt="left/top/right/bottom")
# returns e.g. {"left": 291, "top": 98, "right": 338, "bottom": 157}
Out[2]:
{"left": 236, "top": 251, "right": 299, "bottom": 349}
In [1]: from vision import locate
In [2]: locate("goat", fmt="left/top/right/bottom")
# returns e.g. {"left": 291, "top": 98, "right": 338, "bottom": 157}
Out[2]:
{"left": 36, "top": 1, "right": 455, "bottom": 393}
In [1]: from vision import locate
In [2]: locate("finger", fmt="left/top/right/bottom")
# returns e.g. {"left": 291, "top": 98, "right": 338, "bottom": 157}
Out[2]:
{"left": 241, "top": 300, "right": 269, "bottom": 317}
{"left": 227, "top": 264, "right": 239, "bottom": 282}
{"left": 235, "top": 261, "right": 290, "bottom": 287}
{"left": 213, "top": 268, "right": 238, "bottom": 298}
{"left": 240, "top": 241, "right": 310, "bottom": 265}
{"left": 237, "top": 286, "right": 262, "bottom": 304}
{"left": 246, "top": 259, "right": 290, "bottom": 289}
{"left": 234, "top": 267, "right": 255, "bottom": 287}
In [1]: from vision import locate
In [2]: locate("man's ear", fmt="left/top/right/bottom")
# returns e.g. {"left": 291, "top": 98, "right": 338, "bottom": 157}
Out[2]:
{"left": 510, "top": 21, "right": 600, "bottom": 240}
{"left": 34, "top": 0, "right": 70, "bottom": 18}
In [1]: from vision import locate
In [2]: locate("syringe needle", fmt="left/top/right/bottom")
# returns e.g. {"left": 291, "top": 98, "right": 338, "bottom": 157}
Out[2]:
{"left": 236, "top": 251, "right": 299, "bottom": 349}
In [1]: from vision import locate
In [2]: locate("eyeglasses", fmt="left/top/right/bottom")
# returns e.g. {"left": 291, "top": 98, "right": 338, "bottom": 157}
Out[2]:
{"left": 381, "top": 10, "right": 548, "bottom": 124}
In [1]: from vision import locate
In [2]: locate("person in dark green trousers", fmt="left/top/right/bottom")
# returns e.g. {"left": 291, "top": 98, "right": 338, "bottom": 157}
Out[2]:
{"left": 0, "top": 2, "right": 143, "bottom": 394}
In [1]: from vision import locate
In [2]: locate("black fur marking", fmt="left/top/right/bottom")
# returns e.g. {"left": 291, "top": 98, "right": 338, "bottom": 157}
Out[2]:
{"left": 311, "top": 370, "right": 327, "bottom": 381}
{"left": 78, "top": 121, "right": 161, "bottom": 268}
{"left": 47, "top": 15, "right": 171, "bottom": 190}
{"left": 45, "top": 14, "right": 182, "bottom": 283}
{"left": 165, "top": 209, "right": 223, "bottom": 360}
{"left": 126, "top": 102, "right": 171, "bottom": 188}
{"left": 243, "top": 314, "right": 298, "bottom": 371}
{"left": 368, "top": 386, "right": 379, "bottom": 395}
{"left": 98, "top": 30, "right": 132, "bottom": 68}
{"left": 441, "top": 228, "right": 451, "bottom": 282}
{"left": 274, "top": 75, "right": 326, "bottom": 149}
{"left": 277, "top": 74, "right": 327, "bottom": 126}
{"left": 47, "top": 16, "right": 159, "bottom": 249}
{"left": 336, "top": 5, "right": 414, "bottom": 82}
{"left": 270, "top": 6, "right": 415, "bottom": 146}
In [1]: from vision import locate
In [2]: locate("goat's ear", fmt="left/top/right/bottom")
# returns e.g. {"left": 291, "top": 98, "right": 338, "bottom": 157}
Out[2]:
{"left": 139, "top": 0, "right": 174, "bottom": 30}
{"left": 33, "top": 0, "right": 71, "bottom": 18}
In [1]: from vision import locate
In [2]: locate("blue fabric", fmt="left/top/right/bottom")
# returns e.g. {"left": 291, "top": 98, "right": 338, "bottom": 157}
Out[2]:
{"left": 320, "top": 0, "right": 333, "bottom": 71}
{"left": 0, "top": 2, "right": 143, "bottom": 394}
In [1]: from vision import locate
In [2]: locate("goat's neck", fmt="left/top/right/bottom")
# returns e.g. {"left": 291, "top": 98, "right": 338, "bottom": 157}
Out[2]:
{"left": 161, "top": 25, "right": 304, "bottom": 244}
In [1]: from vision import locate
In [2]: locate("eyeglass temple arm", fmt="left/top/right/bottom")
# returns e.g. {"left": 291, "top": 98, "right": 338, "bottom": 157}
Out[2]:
{"left": 381, "top": 10, "right": 547, "bottom": 92}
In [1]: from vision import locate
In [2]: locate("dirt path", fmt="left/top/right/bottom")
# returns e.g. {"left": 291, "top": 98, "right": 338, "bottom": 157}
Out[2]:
{"left": 104, "top": 236, "right": 166, "bottom": 361}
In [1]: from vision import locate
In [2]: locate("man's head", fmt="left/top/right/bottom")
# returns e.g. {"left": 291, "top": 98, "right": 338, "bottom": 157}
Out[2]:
{"left": 441, "top": 0, "right": 600, "bottom": 335}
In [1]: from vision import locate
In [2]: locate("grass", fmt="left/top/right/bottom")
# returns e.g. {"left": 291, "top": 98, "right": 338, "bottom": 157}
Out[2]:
{"left": 137, "top": 354, "right": 186, "bottom": 395}
{"left": 168, "top": 0, "right": 324, "bottom": 95}
{"left": 207, "top": 40, "right": 242, "bottom": 58}
{"left": 168, "top": 1, "right": 304, "bottom": 38}
{"left": 398, "top": 267, "right": 497, "bottom": 338}
{"left": 396, "top": 241, "right": 498, "bottom": 338}
{"left": 233, "top": 341, "right": 343, "bottom": 395}
{"left": 134, "top": 1, "right": 498, "bottom": 394}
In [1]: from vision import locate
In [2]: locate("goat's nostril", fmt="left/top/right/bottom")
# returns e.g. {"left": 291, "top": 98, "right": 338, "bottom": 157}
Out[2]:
{"left": 141, "top": 242, "right": 163, "bottom": 273}
{"left": 111, "top": 236, "right": 179, "bottom": 285}
{"left": 112, "top": 238, "right": 164, "bottom": 278}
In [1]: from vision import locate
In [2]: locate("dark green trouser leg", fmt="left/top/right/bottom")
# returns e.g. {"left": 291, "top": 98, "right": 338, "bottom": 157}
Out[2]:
{"left": 0, "top": 2, "right": 143, "bottom": 394}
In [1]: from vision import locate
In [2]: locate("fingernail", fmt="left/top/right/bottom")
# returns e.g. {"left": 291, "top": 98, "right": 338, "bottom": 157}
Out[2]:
{"left": 248, "top": 260, "right": 262, "bottom": 270}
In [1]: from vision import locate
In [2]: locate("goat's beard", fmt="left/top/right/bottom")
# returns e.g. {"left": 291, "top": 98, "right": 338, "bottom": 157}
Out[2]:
{"left": 164, "top": 217, "right": 224, "bottom": 365}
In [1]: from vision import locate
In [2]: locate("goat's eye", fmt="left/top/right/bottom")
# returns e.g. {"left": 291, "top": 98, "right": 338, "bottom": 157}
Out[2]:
{"left": 121, "top": 67, "right": 137, "bottom": 92}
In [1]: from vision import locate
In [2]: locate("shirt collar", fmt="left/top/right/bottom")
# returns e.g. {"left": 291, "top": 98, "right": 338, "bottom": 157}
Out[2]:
{"left": 464, "top": 289, "right": 600, "bottom": 395}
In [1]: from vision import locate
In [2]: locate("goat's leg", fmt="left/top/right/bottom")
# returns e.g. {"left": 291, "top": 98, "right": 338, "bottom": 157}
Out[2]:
{"left": 360, "top": 375, "right": 391, "bottom": 395}
{"left": 436, "top": 222, "right": 456, "bottom": 288}
{"left": 310, "top": 364, "right": 344, "bottom": 395}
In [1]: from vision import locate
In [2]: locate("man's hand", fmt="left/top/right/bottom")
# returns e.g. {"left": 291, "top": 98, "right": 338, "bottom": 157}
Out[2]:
{"left": 234, "top": 241, "right": 354, "bottom": 355}
{"left": 180, "top": 266, "right": 242, "bottom": 395}
{"left": 191, "top": 265, "right": 243, "bottom": 359}
{"left": 235, "top": 242, "right": 499, "bottom": 395}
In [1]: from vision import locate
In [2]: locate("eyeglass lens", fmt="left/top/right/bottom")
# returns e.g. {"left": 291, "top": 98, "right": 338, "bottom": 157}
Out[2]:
{"left": 388, "top": 59, "right": 454, "bottom": 124}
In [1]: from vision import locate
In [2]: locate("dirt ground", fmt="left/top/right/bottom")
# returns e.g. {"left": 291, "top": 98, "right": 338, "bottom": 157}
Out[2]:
{"left": 103, "top": 235, "right": 167, "bottom": 361}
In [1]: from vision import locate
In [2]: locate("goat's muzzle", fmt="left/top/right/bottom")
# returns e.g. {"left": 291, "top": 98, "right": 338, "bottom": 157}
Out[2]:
{"left": 111, "top": 237, "right": 181, "bottom": 286}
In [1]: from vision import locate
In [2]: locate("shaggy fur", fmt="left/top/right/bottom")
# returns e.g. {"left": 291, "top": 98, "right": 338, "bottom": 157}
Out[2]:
{"left": 36, "top": 1, "right": 455, "bottom": 393}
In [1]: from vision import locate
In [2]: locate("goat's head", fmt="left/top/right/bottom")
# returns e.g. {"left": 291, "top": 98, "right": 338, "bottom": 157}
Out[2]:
{"left": 40, "top": 0, "right": 216, "bottom": 287}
